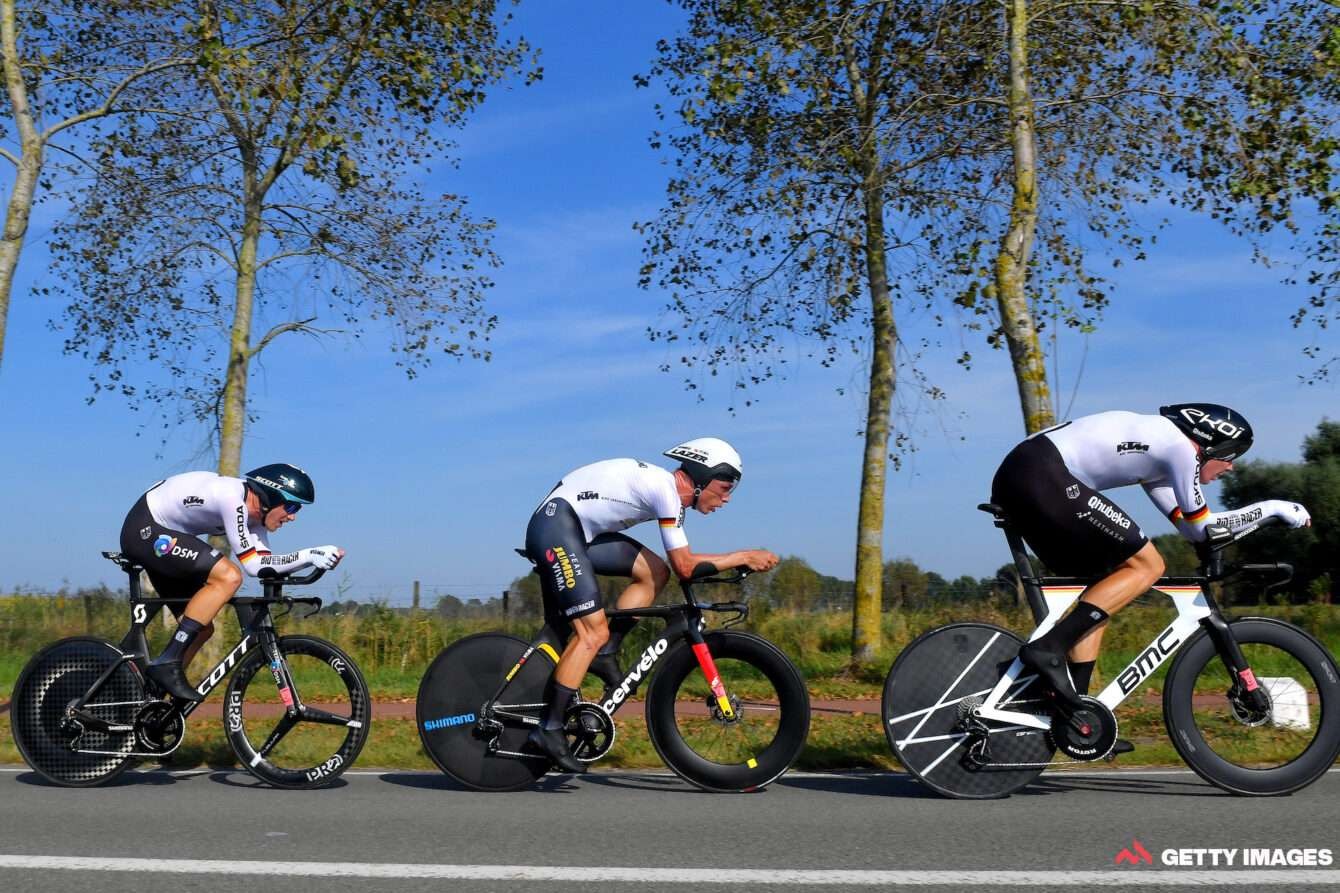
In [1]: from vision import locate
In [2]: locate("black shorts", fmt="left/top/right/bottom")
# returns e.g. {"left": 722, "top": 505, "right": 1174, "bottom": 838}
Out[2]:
{"left": 991, "top": 435, "right": 1148, "bottom": 576}
{"left": 119, "top": 494, "right": 225, "bottom": 613}
{"left": 525, "top": 498, "right": 644, "bottom": 628}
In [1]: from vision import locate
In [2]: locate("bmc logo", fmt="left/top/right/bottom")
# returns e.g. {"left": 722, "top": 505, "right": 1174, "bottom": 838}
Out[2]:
{"left": 1118, "top": 628, "right": 1181, "bottom": 694}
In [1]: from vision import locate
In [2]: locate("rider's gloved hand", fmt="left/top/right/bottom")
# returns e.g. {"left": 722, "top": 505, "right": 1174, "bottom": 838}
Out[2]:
{"left": 301, "top": 546, "right": 345, "bottom": 570}
{"left": 1266, "top": 500, "right": 1312, "bottom": 528}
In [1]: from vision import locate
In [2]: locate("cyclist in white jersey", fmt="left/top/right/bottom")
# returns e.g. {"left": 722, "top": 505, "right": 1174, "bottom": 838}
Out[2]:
{"left": 522, "top": 437, "right": 780, "bottom": 771}
{"left": 118, "top": 463, "right": 344, "bottom": 701}
{"left": 991, "top": 404, "right": 1310, "bottom": 745}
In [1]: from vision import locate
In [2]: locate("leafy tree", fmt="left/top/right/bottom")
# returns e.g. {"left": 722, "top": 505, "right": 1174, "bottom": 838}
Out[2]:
{"left": 1150, "top": 533, "right": 1199, "bottom": 578}
{"left": 506, "top": 571, "right": 542, "bottom": 619}
{"left": 944, "top": 0, "right": 1338, "bottom": 431}
{"left": 882, "top": 557, "right": 928, "bottom": 610}
{"left": 765, "top": 556, "right": 823, "bottom": 612}
{"left": 51, "top": 0, "right": 537, "bottom": 473}
{"left": 640, "top": 1, "right": 996, "bottom": 665}
{"left": 0, "top": 0, "right": 186, "bottom": 374}
{"left": 1223, "top": 420, "right": 1339, "bottom": 603}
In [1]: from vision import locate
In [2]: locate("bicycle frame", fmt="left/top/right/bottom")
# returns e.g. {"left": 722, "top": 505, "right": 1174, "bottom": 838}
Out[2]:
{"left": 975, "top": 582, "right": 1211, "bottom": 729}
{"left": 483, "top": 575, "right": 749, "bottom": 735}
{"left": 70, "top": 556, "right": 330, "bottom": 739}
{"left": 971, "top": 506, "right": 1272, "bottom": 731}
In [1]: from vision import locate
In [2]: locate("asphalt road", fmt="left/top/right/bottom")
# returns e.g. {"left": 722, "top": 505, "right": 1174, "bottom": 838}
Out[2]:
{"left": 2, "top": 765, "right": 1339, "bottom": 892}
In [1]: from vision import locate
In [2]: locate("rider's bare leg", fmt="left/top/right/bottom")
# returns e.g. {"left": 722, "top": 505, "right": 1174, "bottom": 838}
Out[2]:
{"left": 554, "top": 610, "right": 609, "bottom": 690}
{"left": 1067, "top": 541, "right": 1165, "bottom": 663}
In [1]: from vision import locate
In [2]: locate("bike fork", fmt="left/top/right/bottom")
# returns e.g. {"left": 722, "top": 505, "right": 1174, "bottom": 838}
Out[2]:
{"left": 687, "top": 630, "right": 736, "bottom": 721}
{"left": 1201, "top": 613, "right": 1269, "bottom": 710}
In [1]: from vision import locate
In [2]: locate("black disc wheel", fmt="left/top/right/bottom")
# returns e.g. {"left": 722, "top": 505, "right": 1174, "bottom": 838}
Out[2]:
{"left": 883, "top": 623, "right": 1055, "bottom": 799}
{"left": 223, "top": 636, "right": 370, "bottom": 789}
{"left": 11, "top": 637, "right": 144, "bottom": 787}
{"left": 645, "top": 631, "right": 809, "bottom": 792}
{"left": 1164, "top": 618, "right": 1340, "bottom": 795}
{"left": 417, "top": 633, "right": 555, "bottom": 792}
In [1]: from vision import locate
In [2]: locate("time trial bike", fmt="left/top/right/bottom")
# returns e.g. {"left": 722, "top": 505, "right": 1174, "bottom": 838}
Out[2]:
{"left": 883, "top": 504, "right": 1340, "bottom": 799}
{"left": 417, "top": 567, "right": 810, "bottom": 792}
{"left": 10, "top": 551, "right": 370, "bottom": 788}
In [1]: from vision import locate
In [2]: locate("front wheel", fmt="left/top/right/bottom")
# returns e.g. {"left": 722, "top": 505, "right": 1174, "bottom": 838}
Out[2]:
{"left": 11, "top": 637, "right": 144, "bottom": 787}
{"left": 224, "top": 636, "right": 371, "bottom": 789}
{"left": 645, "top": 631, "right": 809, "bottom": 792}
{"left": 1164, "top": 617, "right": 1340, "bottom": 796}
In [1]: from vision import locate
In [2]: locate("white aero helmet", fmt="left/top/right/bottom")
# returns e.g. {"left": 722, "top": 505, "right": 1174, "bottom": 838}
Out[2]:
{"left": 663, "top": 437, "right": 743, "bottom": 491}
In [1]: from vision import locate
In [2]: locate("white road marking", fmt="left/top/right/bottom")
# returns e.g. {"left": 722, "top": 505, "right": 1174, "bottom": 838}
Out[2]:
{"left": 0, "top": 857, "right": 1338, "bottom": 885}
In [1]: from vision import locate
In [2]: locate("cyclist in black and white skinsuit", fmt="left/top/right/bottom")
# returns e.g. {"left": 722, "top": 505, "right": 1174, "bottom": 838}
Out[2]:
{"left": 523, "top": 437, "right": 780, "bottom": 772}
{"left": 991, "top": 404, "right": 1310, "bottom": 748}
{"left": 118, "top": 464, "right": 344, "bottom": 701}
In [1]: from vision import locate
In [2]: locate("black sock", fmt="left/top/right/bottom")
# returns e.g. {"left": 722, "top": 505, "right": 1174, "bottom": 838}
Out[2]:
{"left": 541, "top": 681, "right": 577, "bottom": 731}
{"left": 598, "top": 617, "right": 638, "bottom": 658}
{"left": 156, "top": 617, "right": 204, "bottom": 664}
{"left": 1069, "top": 660, "right": 1096, "bottom": 696}
{"left": 1031, "top": 603, "right": 1109, "bottom": 655}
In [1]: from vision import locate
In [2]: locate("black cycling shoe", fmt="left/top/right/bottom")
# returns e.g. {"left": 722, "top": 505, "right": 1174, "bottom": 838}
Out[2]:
{"left": 1018, "top": 643, "right": 1086, "bottom": 712}
{"left": 1110, "top": 738, "right": 1135, "bottom": 756}
{"left": 527, "top": 726, "right": 586, "bottom": 774}
{"left": 145, "top": 660, "right": 204, "bottom": 703}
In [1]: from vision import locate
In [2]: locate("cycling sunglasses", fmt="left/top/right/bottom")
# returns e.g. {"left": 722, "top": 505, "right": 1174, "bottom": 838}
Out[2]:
{"left": 280, "top": 501, "right": 303, "bottom": 515}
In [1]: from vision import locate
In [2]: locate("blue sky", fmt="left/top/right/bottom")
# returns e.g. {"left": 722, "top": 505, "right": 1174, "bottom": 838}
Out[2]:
{"left": 0, "top": 3, "right": 1333, "bottom": 603}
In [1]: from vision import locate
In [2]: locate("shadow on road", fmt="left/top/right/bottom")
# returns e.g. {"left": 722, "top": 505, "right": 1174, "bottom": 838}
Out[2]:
{"left": 378, "top": 771, "right": 579, "bottom": 794}
{"left": 13, "top": 768, "right": 182, "bottom": 788}
{"left": 577, "top": 772, "right": 708, "bottom": 795}
{"left": 776, "top": 772, "right": 940, "bottom": 799}
{"left": 207, "top": 771, "right": 350, "bottom": 791}
{"left": 1027, "top": 773, "right": 1221, "bottom": 798}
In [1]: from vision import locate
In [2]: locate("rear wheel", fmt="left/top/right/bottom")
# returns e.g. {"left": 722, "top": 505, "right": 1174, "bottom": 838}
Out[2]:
{"left": 224, "top": 635, "right": 371, "bottom": 789}
{"left": 11, "top": 638, "right": 144, "bottom": 787}
{"left": 1164, "top": 618, "right": 1340, "bottom": 796}
{"left": 645, "top": 631, "right": 809, "bottom": 792}
{"left": 883, "top": 623, "right": 1055, "bottom": 799}
{"left": 417, "top": 633, "right": 554, "bottom": 792}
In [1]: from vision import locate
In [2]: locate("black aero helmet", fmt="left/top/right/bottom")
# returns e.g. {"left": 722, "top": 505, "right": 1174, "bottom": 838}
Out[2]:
{"left": 1159, "top": 404, "right": 1254, "bottom": 461}
{"left": 243, "top": 463, "right": 315, "bottom": 510}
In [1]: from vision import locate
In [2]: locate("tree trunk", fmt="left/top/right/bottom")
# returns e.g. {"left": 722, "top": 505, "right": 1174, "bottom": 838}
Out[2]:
{"left": 0, "top": 0, "right": 42, "bottom": 374}
{"left": 218, "top": 199, "right": 263, "bottom": 477}
{"left": 993, "top": 0, "right": 1054, "bottom": 435}
{"left": 851, "top": 180, "right": 896, "bottom": 667}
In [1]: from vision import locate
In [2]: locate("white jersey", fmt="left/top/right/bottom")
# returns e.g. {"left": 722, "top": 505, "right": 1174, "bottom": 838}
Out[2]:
{"left": 143, "top": 472, "right": 306, "bottom": 575}
{"left": 1042, "top": 411, "right": 1273, "bottom": 542}
{"left": 541, "top": 459, "right": 689, "bottom": 552}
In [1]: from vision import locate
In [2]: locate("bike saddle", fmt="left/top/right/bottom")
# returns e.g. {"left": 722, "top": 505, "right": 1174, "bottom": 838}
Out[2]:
{"left": 977, "top": 503, "right": 1013, "bottom": 528}
{"left": 101, "top": 551, "right": 143, "bottom": 574}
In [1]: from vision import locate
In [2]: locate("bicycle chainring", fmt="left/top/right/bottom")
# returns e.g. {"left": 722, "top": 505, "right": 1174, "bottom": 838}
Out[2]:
{"left": 564, "top": 702, "right": 615, "bottom": 763}
{"left": 1048, "top": 696, "right": 1117, "bottom": 761}
{"left": 135, "top": 701, "right": 185, "bottom": 754}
